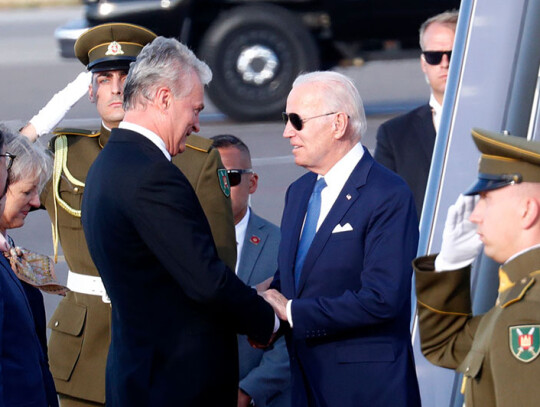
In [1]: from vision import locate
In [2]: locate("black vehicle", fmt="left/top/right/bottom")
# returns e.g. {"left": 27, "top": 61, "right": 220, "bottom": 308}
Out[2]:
{"left": 56, "top": 0, "right": 460, "bottom": 121}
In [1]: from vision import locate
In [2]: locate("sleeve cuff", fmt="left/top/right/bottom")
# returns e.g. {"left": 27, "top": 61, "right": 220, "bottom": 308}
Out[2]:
{"left": 286, "top": 300, "right": 293, "bottom": 328}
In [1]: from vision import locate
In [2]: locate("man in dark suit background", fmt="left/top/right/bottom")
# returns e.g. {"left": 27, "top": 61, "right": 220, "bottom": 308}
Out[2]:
{"left": 375, "top": 10, "right": 458, "bottom": 217}
{"left": 263, "top": 71, "right": 421, "bottom": 406}
{"left": 81, "top": 37, "right": 275, "bottom": 407}
{"left": 211, "top": 134, "right": 291, "bottom": 407}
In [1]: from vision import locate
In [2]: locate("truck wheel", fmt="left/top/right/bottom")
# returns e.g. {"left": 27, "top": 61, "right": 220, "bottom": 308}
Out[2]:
{"left": 199, "top": 5, "right": 319, "bottom": 121}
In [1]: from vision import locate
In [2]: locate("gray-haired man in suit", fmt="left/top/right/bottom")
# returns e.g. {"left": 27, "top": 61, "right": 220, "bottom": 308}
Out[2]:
{"left": 211, "top": 135, "right": 291, "bottom": 407}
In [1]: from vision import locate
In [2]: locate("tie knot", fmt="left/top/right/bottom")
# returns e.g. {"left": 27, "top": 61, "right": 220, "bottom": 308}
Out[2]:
{"left": 314, "top": 177, "right": 326, "bottom": 194}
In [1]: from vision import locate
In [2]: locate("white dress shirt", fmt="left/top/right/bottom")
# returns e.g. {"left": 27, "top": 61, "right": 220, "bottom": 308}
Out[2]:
{"left": 429, "top": 94, "right": 443, "bottom": 133}
{"left": 287, "top": 142, "right": 364, "bottom": 326}
{"left": 119, "top": 121, "right": 171, "bottom": 161}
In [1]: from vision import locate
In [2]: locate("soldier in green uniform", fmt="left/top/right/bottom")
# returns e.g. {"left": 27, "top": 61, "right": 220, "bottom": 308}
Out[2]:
{"left": 25, "top": 23, "right": 236, "bottom": 406}
{"left": 414, "top": 128, "right": 540, "bottom": 407}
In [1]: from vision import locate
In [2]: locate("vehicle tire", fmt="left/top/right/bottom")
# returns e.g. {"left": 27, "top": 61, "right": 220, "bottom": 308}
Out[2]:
{"left": 199, "top": 4, "right": 320, "bottom": 121}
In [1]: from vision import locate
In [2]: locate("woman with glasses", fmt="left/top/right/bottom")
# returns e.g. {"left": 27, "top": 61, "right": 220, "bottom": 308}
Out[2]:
{"left": 0, "top": 125, "right": 61, "bottom": 406}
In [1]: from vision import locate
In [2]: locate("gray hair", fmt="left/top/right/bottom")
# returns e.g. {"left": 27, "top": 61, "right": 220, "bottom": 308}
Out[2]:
{"left": 419, "top": 10, "right": 459, "bottom": 50}
{"left": 123, "top": 37, "right": 212, "bottom": 110}
{"left": 292, "top": 71, "right": 367, "bottom": 141}
{"left": 3, "top": 128, "right": 52, "bottom": 193}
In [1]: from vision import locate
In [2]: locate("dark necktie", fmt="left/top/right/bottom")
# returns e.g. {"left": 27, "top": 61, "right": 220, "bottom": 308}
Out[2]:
{"left": 294, "top": 177, "right": 326, "bottom": 290}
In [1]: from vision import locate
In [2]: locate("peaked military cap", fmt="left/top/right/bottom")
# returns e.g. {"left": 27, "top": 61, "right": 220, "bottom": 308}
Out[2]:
{"left": 464, "top": 128, "right": 540, "bottom": 195}
{"left": 74, "top": 23, "right": 156, "bottom": 72}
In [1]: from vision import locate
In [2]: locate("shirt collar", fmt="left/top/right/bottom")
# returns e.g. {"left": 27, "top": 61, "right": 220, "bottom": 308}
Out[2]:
{"left": 322, "top": 142, "right": 364, "bottom": 191}
{"left": 429, "top": 94, "right": 443, "bottom": 133}
{"left": 119, "top": 121, "right": 171, "bottom": 161}
{"left": 235, "top": 207, "right": 251, "bottom": 244}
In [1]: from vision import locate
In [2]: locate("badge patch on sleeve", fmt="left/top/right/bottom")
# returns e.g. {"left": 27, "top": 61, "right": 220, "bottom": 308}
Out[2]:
{"left": 509, "top": 325, "right": 540, "bottom": 362}
{"left": 217, "top": 169, "right": 231, "bottom": 197}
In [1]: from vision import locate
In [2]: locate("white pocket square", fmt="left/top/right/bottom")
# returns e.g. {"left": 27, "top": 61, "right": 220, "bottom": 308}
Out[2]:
{"left": 332, "top": 223, "right": 353, "bottom": 233}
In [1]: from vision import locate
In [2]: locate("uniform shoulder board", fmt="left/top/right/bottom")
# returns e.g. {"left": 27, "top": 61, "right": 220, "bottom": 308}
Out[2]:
{"left": 52, "top": 127, "right": 100, "bottom": 138}
{"left": 500, "top": 277, "right": 536, "bottom": 308}
{"left": 186, "top": 134, "right": 212, "bottom": 153}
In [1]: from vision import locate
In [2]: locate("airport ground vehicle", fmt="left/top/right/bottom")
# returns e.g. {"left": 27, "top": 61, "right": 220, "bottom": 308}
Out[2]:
{"left": 56, "top": 0, "right": 459, "bottom": 121}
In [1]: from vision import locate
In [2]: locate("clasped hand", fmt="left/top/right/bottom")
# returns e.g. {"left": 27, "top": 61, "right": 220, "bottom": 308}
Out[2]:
{"left": 248, "top": 289, "right": 289, "bottom": 349}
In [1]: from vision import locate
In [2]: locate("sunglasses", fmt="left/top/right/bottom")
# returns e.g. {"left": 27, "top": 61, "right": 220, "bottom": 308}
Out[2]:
{"left": 422, "top": 50, "right": 452, "bottom": 65}
{"left": 282, "top": 112, "right": 338, "bottom": 131}
{"left": 227, "top": 169, "right": 253, "bottom": 187}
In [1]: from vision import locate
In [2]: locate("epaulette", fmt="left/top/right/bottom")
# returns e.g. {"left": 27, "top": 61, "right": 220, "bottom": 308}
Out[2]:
{"left": 49, "top": 128, "right": 101, "bottom": 152}
{"left": 52, "top": 127, "right": 100, "bottom": 138}
{"left": 186, "top": 134, "right": 212, "bottom": 153}
{"left": 500, "top": 277, "right": 536, "bottom": 308}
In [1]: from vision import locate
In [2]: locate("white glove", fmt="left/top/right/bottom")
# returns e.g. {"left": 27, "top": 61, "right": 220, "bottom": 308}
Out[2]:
{"left": 28, "top": 71, "right": 92, "bottom": 137}
{"left": 435, "top": 194, "right": 483, "bottom": 271}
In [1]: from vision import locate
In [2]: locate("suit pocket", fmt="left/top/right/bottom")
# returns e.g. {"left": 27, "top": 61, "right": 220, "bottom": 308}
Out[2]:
{"left": 336, "top": 341, "right": 395, "bottom": 363}
{"left": 48, "top": 300, "right": 87, "bottom": 381}
{"left": 329, "top": 230, "right": 359, "bottom": 242}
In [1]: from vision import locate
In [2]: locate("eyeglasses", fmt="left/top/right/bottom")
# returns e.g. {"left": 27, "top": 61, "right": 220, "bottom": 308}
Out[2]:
{"left": 227, "top": 169, "right": 254, "bottom": 187}
{"left": 0, "top": 152, "right": 16, "bottom": 171}
{"left": 422, "top": 50, "right": 452, "bottom": 66}
{"left": 282, "top": 112, "right": 338, "bottom": 131}
{"left": 0, "top": 152, "right": 15, "bottom": 199}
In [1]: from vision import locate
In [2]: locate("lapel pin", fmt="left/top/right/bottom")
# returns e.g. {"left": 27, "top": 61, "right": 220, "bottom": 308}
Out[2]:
{"left": 346, "top": 194, "right": 352, "bottom": 200}
{"left": 250, "top": 235, "right": 261, "bottom": 245}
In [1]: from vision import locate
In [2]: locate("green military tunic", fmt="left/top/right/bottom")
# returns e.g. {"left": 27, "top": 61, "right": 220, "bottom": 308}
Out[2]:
{"left": 414, "top": 247, "right": 540, "bottom": 407}
{"left": 45, "top": 125, "right": 236, "bottom": 404}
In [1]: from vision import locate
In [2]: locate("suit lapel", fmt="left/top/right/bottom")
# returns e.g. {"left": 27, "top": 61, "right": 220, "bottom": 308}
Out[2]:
{"left": 238, "top": 213, "right": 267, "bottom": 285}
{"left": 296, "top": 150, "right": 373, "bottom": 295}
{"left": 413, "top": 104, "right": 437, "bottom": 163}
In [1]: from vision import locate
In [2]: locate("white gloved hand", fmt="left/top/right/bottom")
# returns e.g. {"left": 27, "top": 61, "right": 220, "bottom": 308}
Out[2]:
{"left": 28, "top": 71, "right": 92, "bottom": 137}
{"left": 435, "top": 194, "right": 483, "bottom": 271}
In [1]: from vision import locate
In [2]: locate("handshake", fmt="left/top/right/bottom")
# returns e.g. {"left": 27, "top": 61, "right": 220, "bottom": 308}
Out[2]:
{"left": 249, "top": 278, "right": 290, "bottom": 349}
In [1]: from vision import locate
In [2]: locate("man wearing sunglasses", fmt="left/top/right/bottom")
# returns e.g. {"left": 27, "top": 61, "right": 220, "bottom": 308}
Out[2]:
{"left": 211, "top": 135, "right": 290, "bottom": 407}
{"left": 263, "top": 71, "right": 421, "bottom": 406}
{"left": 375, "top": 10, "right": 458, "bottom": 218}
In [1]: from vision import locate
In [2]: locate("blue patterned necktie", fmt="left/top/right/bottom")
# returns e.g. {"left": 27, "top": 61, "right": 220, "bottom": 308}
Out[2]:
{"left": 294, "top": 177, "right": 326, "bottom": 290}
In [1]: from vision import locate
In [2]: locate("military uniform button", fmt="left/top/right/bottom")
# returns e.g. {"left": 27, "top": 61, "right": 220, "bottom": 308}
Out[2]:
{"left": 465, "top": 366, "right": 470, "bottom": 373}
{"left": 521, "top": 278, "right": 527, "bottom": 284}
{"left": 54, "top": 321, "right": 60, "bottom": 327}
{"left": 74, "top": 187, "right": 79, "bottom": 193}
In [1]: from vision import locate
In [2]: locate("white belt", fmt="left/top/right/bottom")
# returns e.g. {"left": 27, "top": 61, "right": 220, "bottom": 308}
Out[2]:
{"left": 67, "top": 271, "right": 110, "bottom": 303}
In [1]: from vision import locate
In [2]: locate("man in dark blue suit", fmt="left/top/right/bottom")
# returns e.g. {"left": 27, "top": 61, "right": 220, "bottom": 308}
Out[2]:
{"left": 212, "top": 135, "right": 291, "bottom": 407}
{"left": 263, "top": 71, "right": 421, "bottom": 407}
{"left": 81, "top": 37, "right": 275, "bottom": 407}
{"left": 375, "top": 10, "right": 458, "bottom": 218}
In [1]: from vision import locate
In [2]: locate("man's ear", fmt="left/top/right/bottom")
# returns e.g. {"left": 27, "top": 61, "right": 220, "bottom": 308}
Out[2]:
{"left": 155, "top": 87, "right": 172, "bottom": 111}
{"left": 522, "top": 196, "right": 540, "bottom": 230}
{"left": 333, "top": 112, "right": 348, "bottom": 139}
{"left": 420, "top": 54, "right": 428, "bottom": 75}
{"left": 88, "top": 84, "right": 95, "bottom": 103}
{"left": 249, "top": 172, "right": 259, "bottom": 194}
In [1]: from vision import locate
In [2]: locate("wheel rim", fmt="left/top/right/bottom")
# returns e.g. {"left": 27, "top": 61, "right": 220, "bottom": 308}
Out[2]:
{"left": 236, "top": 44, "right": 280, "bottom": 86}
